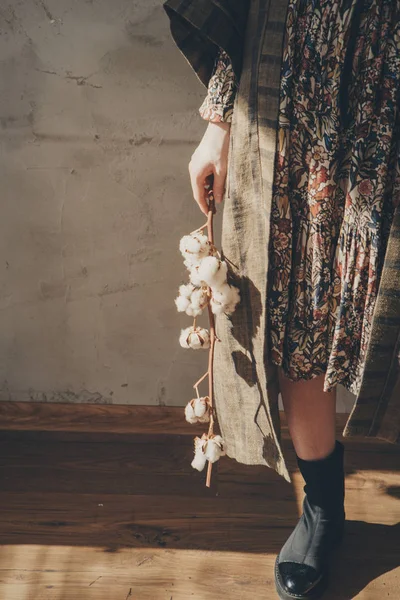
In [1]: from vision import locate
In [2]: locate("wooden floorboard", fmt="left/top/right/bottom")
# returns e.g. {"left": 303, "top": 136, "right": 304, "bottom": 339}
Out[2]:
{"left": 0, "top": 429, "right": 398, "bottom": 599}
{"left": 0, "top": 402, "right": 206, "bottom": 435}
{"left": 0, "top": 401, "right": 387, "bottom": 441}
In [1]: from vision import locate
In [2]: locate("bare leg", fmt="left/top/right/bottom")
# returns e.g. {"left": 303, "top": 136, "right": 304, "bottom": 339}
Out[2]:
{"left": 278, "top": 368, "right": 336, "bottom": 460}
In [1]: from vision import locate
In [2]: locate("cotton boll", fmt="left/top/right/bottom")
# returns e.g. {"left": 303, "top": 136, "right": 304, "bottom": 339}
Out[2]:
{"left": 179, "top": 233, "right": 208, "bottom": 256}
{"left": 180, "top": 233, "right": 214, "bottom": 268}
{"left": 193, "top": 396, "right": 211, "bottom": 422}
{"left": 204, "top": 435, "right": 225, "bottom": 463}
{"left": 210, "top": 283, "right": 240, "bottom": 315}
{"left": 190, "top": 288, "right": 209, "bottom": 310}
{"left": 184, "top": 255, "right": 202, "bottom": 270}
{"left": 179, "top": 326, "right": 210, "bottom": 350}
{"left": 193, "top": 396, "right": 207, "bottom": 418}
{"left": 175, "top": 295, "right": 190, "bottom": 312}
{"left": 212, "top": 434, "right": 225, "bottom": 449}
{"left": 185, "top": 396, "right": 211, "bottom": 425}
{"left": 189, "top": 267, "right": 204, "bottom": 287}
{"left": 204, "top": 442, "right": 220, "bottom": 463}
{"left": 187, "top": 285, "right": 209, "bottom": 316}
{"left": 179, "top": 327, "right": 192, "bottom": 349}
{"left": 210, "top": 284, "right": 229, "bottom": 313}
{"left": 185, "top": 304, "right": 203, "bottom": 317}
{"left": 191, "top": 436, "right": 207, "bottom": 471}
{"left": 188, "top": 327, "right": 210, "bottom": 349}
{"left": 197, "top": 256, "right": 228, "bottom": 288}
{"left": 185, "top": 329, "right": 202, "bottom": 349}
{"left": 179, "top": 234, "right": 200, "bottom": 256}
{"left": 210, "top": 290, "right": 226, "bottom": 315}
{"left": 191, "top": 450, "right": 207, "bottom": 472}
{"left": 184, "top": 401, "right": 197, "bottom": 424}
{"left": 184, "top": 397, "right": 210, "bottom": 424}
{"left": 179, "top": 283, "right": 195, "bottom": 299}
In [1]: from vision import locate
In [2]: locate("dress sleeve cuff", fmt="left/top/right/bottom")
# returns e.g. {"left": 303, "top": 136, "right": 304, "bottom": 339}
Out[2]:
{"left": 199, "top": 47, "right": 237, "bottom": 123}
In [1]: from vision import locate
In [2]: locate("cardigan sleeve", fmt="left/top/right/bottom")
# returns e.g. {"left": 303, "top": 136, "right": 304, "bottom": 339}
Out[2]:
{"left": 198, "top": 48, "right": 237, "bottom": 123}
{"left": 163, "top": 0, "right": 250, "bottom": 88}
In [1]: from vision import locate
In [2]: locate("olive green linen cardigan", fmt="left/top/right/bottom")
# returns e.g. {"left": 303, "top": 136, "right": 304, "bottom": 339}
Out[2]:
{"left": 163, "top": 0, "right": 400, "bottom": 482}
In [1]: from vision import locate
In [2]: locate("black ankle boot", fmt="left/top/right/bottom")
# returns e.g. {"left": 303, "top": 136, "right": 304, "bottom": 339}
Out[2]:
{"left": 275, "top": 441, "right": 345, "bottom": 600}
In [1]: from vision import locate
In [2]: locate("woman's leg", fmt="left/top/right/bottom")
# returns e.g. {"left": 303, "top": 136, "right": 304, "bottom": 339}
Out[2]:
{"left": 278, "top": 369, "right": 336, "bottom": 460}
{"left": 275, "top": 368, "right": 345, "bottom": 600}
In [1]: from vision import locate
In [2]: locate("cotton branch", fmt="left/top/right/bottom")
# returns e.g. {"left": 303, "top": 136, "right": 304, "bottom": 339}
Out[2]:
{"left": 176, "top": 188, "right": 240, "bottom": 487}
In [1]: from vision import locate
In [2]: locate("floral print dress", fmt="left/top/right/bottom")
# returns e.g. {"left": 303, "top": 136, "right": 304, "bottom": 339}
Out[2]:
{"left": 199, "top": 0, "right": 400, "bottom": 396}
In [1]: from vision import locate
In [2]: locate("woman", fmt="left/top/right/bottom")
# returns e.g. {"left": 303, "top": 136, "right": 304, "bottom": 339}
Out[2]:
{"left": 163, "top": 1, "right": 400, "bottom": 598}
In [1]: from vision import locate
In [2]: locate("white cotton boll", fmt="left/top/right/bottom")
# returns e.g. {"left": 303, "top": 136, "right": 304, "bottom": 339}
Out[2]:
{"left": 184, "top": 397, "right": 210, "bottom": 424}
{"left": 189, "top": 267, "right": 204, "bottom": 287}
{"left": 197, "top": 256, "right": 228, "bottom": 288}
{"left": 179, "top": 326, "right": 210, "bottom": 350}
{"left": 211, "top": 283, "right": 240, "bottom": 315}
{"left": 210, "top": 289, "right": 226, "bottom": 315}
{"left": 193, "top": 396, "right": 210, "bottom": 422}
{"left": 181, "top": 287, "right": 208, "bottom": 317}
{"left": 184, "top": 255, "right": 202, "bottom": 269}
{"left": 175, "top": 294, "right": 190, "bottom": 312}
{"left": 185, "top": 304, "right": 203, "bottom": 317}
{"left": 184, "top": 246, "right": 217, "bottom": 268}
{"left": 190, "top": 288, "right": 209, "bottom": 310}
{"left": 180, "top": 233, "right": 214, "bottom": 268}
{"left": 191, "top": 450, "right": 208, "bottom": 472}
{"left": 210, "top": 300, "right": 225, "bottom": 316}
{"left": 179, "top": 283, "right": 195, "bottom": 299}
{"left": 184, "top": 401, "right": 197, "bottom": 424}
{"left": 191, "top": 436, "right": 207, "bottom": 471}
{"left": 189, "top": 327, "right": 210, "bottom": 349}
{"left": 179, "top": 234, "right": 198, "bottom": 256}
{"left": 204, "top": 435, "right": 225, "bottom": 463}
{"left": 179, "top": 327, "right": 192, "bottom": 349}
{"left": 193, "top": 396, "right": 207, "bottom": 418}
{"left": 187, "top": 329, "right": 203, "bottom": 349}
{"left": 179, "top": 233, "right": 208, "bottom": 256}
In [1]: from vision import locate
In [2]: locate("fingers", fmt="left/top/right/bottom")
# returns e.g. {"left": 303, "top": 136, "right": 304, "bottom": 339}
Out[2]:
{"left": 188, "top": 157, "right": 227, "bottom": 214}
{"left": 189, "top": 162, "right": 211, "bottom": 216}
{"left": 212, "top": 169, "right": 226, "bottom": 204}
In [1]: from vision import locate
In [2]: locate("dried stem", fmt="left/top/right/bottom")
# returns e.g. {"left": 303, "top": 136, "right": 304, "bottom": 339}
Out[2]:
{"left": 193, "top": 371, "right": 209, "bottom": 389}
{"left": 205, "top": 192, "right": 216, "bottom": 488}
{"left": 185, "top": 190, "right": 219, "bottom": 487}
{"left": 190, "top": 222, "right": 208, "bottom": 235}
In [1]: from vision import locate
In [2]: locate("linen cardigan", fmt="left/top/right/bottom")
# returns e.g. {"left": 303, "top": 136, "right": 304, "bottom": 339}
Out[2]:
{"left": 163, "top": 0, "right": 400, "bottom": 482}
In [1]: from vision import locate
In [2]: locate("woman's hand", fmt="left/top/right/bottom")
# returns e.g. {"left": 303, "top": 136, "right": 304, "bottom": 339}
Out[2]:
{"left": 188, "top": 121, "right": 231, "bottom": 215}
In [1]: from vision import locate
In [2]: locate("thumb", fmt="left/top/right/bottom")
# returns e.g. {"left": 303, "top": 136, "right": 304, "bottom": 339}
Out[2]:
{"left": 212, "top": 167, "right": 226, "bottom": 204}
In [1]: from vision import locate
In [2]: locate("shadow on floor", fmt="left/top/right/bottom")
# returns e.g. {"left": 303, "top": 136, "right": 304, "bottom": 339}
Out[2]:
{"left": 0, "top": 430, "right": 399, "bottom": 598}
{"left": 325, "top": 520, "right": 400, "bottom": 600}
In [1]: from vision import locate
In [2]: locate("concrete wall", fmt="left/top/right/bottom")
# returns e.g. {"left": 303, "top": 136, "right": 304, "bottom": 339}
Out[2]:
{"left": 0, "top": 0, "right": 354, "bottom": 411}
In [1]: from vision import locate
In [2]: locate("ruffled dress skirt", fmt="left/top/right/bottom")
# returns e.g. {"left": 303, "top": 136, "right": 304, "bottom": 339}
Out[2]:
{"left": 267, "top": 0, "right": 400, "bottom": 395}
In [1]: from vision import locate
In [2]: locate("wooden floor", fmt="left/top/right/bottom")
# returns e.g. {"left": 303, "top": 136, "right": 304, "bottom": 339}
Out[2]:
{"left": 0, "top": 424, "right": 399, "bottom": 599}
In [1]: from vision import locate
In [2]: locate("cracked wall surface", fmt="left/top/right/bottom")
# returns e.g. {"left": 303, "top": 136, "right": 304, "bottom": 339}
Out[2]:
{"left": 0, "top": 0, "right": 354, "bottom": 411}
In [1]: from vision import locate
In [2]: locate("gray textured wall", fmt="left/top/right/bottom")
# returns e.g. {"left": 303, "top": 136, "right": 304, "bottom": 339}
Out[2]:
{"left": 0, "top": 0, "right": 354, "bottom": 411}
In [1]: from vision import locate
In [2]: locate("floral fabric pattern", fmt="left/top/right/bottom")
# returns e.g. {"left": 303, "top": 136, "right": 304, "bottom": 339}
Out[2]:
{"left": 200, "top": 0, "right": 400, "bottom": 397}
{"left": 199, "top": 48, "right": 237, "bottom": 123}
{"left": 268, "top": 0, "right": 400, "bottom": 395}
